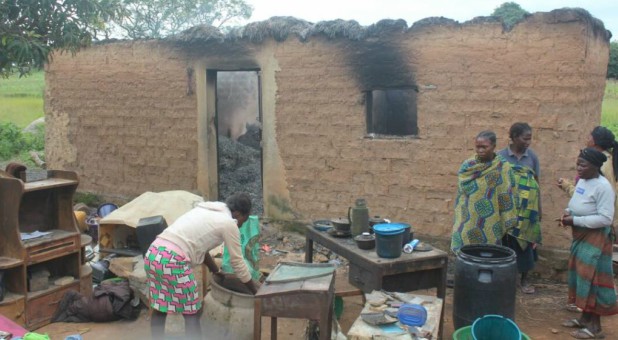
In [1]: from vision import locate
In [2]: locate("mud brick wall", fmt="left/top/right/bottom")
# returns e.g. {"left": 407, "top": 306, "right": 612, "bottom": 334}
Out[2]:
{"left": 46, "top": 41, "right": 196, "bottom": 197}
{"left": 273, "top": 12, "right": 609, "bottom": 249}
{"left": 46, "top": 10, "right": 610, "bottom": 251}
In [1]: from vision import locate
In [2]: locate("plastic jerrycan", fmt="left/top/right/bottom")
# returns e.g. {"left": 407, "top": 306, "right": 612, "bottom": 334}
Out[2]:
{"left": 348, "top": 198, "right": 370, "bottom": 237}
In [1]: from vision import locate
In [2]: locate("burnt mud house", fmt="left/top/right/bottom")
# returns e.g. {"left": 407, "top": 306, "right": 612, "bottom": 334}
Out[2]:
{"left": 45, "top": 8, "right": 611, "bottom": 275}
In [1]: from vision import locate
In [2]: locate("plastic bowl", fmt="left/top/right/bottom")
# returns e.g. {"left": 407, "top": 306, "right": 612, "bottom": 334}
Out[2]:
{"left": 453, "top": 326, "right": 530, "bottom": 340}
{"left": 313, "top": 224, "right": 333, "bottom": 232}
{"left": 397, "top": 303, "right": 427, "bottom": 327}
{"left": 97, "top": 203, "right": 118, "bottom": 218}
{"left": 313, "top": 219, "right": 333, "bottom": 232}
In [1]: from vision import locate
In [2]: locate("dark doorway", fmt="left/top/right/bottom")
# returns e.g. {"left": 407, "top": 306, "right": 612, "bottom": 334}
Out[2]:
{"left": 215, "top": 71, "right": 263, "bottom": 215}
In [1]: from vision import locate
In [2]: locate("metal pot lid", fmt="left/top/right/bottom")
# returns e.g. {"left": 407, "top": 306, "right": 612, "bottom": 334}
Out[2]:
{"left": 369, "top": 216, "right": 386, "bottom": 223}
{"left": 331, "top": 217, "right": 350, "bottom": 225}
{"left": 354, "top": 233, "right": 375, "bottom": 241}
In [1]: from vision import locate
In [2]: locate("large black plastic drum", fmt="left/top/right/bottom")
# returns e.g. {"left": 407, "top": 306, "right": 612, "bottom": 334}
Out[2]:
{"left": 453, "top": 244, "right": 517, "bottom": 330}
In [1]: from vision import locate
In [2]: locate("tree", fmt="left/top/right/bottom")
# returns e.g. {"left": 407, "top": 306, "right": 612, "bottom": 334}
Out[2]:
{"left": 491, "top": 2, "right": 529, "bottom": 28}
{"left": 609, "top": 41, "right": 618, "bottom": 79}
{"left": 113, "top": 0, "right": 253, "bottom": 39}
{"left": 0, "top": 0, "right": 125, "bottom": 77}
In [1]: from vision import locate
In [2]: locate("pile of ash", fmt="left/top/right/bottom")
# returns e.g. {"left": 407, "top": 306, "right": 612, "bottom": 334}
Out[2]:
{"left": 218, "top": 134, "right": 263, "bottom": 215}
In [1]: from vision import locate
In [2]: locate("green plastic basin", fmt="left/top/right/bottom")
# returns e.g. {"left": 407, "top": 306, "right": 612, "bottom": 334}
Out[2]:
{"left": 453, "top": 326, "right": 530, "bottom": 340}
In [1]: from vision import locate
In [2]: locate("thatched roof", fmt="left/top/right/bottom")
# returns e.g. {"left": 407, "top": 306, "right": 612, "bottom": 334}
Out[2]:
{"left": 165, "top": 7, "right": 610, "bottom": 46}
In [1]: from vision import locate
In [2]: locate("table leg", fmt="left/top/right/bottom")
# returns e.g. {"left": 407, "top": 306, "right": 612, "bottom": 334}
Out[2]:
{"left": 254, "top": 299, "right": 262, "bottom": 340}
{"left": 438, "top": 259, "right": 448, "bottom": 340}
{"left": 320, "top": 300, "right": 333, "bottom": 340}
{"left": 270, "top": 317, "right": 277, "bottom": 340}
{"left": 437, "top": 260, "right": 447, "bottom": 299}
{"left": 438, "top": 302, "right": 444, "bottom": 340}
{"left": 305, "top": 237, "right": 314, "bottom": 263}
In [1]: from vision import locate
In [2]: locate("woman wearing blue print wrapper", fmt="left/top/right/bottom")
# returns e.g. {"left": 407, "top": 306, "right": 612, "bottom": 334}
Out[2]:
{"left": 451, "top": 130, "right": 518, "bottom": 251}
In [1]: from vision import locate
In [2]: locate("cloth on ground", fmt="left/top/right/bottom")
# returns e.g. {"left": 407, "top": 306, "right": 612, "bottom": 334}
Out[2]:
{"left": 21, "top": 333, "right": 50, "bottom": 340}
{"left": 0, "top": 313, "right": 27, "bottom": 338}
{"left": 99, "top": 191, "right": 203, "bottom": 228}
{"left": 52, "top": 278, "right": 139, "bottom": 322}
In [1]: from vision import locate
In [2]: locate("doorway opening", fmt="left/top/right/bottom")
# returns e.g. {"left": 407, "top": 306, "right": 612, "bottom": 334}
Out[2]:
{"left": 215, "top": 70, "right": 263, "bottom": 215}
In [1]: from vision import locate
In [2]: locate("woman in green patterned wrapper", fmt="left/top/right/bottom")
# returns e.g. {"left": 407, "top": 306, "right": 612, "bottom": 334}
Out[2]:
{"left": 498, "top": 122, "right": 543, "bottom": 294}
{"left": 451, "top": 130, "right": 518, "bottom": 251}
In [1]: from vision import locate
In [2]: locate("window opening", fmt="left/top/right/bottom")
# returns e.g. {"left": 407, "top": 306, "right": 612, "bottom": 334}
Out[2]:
{"left": 366, "top": 88, "right": 418, "bottom": 137}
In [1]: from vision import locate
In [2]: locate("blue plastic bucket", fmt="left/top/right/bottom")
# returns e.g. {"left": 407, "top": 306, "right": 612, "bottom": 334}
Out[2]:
{"left": 471, "top": 315, "right": 521, "bottom": 340}
{"left": 97, "top": 203, "right": 118, "bottom": 218}
{"left": 373, "top": 223, "right": 405, "bottom": 258}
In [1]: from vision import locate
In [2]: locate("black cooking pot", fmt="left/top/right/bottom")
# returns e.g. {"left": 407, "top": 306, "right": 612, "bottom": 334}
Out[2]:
{"left": 368, "top": 216, "right": 387, "bottom": 233}
{"left": 354, "top": 233, "right": 376, "bottom": 250}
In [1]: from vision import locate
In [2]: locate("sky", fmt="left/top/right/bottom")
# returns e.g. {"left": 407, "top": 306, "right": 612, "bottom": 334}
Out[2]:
{"left": 242, "top": 0, "right": 617, "bottom": 41}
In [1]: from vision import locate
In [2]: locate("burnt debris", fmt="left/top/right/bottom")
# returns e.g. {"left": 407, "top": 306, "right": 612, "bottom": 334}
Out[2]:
{"left": 164, "top": 8, "right": 611, "bottom": 46}
{"left": 218, "top": 135, "right": 263, "bottom": 216}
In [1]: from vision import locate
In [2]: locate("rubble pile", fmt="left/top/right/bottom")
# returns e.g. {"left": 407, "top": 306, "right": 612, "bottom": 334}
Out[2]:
{"left": 218, "top": 134, "right": 264, "bottom": 215}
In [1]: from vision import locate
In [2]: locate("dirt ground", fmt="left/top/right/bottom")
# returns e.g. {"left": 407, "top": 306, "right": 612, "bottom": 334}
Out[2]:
{"left": 35, "top": 226, "right": 618, "bottom": 340}
{"left": 35, "top": 280, "right": 618, "bottom": 340}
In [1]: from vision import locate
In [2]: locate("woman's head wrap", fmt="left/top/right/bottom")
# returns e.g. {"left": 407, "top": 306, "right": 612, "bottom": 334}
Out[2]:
{"left": 579, "top": 147, "right": 607, "bottom": 168}
{"left": 591, "top": 126, "right": 617, "bottom": 151}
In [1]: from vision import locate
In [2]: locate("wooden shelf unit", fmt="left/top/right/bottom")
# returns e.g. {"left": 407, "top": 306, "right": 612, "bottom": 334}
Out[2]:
{"left": 0, "top": 257, "right": 23, "bottom": 270}
{"left": 0, "top": 170, "right": 91, "bottom": 329}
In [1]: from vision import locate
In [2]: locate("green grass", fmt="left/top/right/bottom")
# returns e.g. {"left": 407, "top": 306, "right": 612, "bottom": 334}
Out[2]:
{"left": 0, "top": 71, "right": 45, "bottom": 128}
{"left": 602, "top": 80, "right": 618, "bottom": 135}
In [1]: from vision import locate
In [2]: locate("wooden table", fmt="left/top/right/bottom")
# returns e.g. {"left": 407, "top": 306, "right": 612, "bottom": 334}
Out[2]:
{"left": 305, "top": 226, "right": 448, "bottom": 338}
{"left": 347, "top": 291, "right": 443, "bottom": 340}
{"left": 304, "top": 226, "right": 448, "bottom": 298}
{"left": 253, "top": 269, "right": 335, "bottom": 340}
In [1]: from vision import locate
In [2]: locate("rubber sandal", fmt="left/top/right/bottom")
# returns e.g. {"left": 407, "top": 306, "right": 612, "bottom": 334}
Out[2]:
{"left": 570, "top": 328, "right": 605, "bottom": 339}
{"left": 562, "top": 319, "right": 585, "bottom": 328}
{"left": 566, "top": 303, "right": 583, "bottom": 313}
{"left": 521, "top": 284, "right": 535, "bottom": 294}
